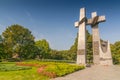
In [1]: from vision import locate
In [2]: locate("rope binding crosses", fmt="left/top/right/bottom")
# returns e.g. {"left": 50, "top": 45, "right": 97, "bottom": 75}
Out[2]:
{"left": 92, "top": 16, "right": 99, "bottom": 26}
{"left": 79, "top": 17, "right": 87, "bottom": 25}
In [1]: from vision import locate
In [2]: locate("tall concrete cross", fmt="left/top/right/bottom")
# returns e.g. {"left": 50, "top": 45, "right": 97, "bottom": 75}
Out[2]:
{"left": 87, "top": 12, "right": 106, "bottom": 64}
{"left": 74, "top": 8, "right": 87, "bottom": 65}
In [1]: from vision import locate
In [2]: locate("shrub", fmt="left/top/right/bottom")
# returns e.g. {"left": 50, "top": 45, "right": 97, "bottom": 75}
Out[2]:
{"left": 16, "top": 61, "right": 85, "bottom": 78}
{"left": 44, "top": 63, "right": 85, "bottom": 77}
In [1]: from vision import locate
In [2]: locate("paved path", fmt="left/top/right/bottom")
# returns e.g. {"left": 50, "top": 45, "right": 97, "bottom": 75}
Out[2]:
{"left": 51, "top": 65, "right": 120, "bottom": 80}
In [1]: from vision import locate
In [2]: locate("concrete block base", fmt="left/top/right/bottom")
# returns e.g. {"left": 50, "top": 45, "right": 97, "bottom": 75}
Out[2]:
{"left": 77, "top": 55, "right": 86, "bottom": 65}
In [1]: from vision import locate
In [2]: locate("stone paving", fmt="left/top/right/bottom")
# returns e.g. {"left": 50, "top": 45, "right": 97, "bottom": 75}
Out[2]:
{"left": 51, "top": 65, "right": 120, "bottom": 80}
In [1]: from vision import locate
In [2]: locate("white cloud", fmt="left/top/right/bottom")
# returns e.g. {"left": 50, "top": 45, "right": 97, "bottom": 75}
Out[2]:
{"left": 26, "top": 11, "right": 31, "bottom": 17}
{"left": 25, "top": 10, "right": 34, "bottom": 23}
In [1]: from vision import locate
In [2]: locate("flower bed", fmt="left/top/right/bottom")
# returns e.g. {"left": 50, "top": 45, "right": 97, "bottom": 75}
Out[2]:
{"left": 16, "top": 61, "right": 85, "bottom": 78}
{"left": 44, "top": 63, "right": 85, "bottom": 77}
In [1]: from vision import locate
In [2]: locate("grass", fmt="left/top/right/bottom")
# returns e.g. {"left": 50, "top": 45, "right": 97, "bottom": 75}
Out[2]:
{"left": 0, "top": 67, "right": 49, "bottom": 80}
{"left": 0, "top": 62, "right": 31, "bottom": 71}
{"left": 0, "top": 62, "right": 49, "bottom": 80}
{"left": 0, "top": 60, "right": 85, "bottom": 80}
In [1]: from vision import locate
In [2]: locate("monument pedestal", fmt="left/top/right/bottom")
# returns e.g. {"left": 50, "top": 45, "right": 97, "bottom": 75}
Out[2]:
{"left": 99, "top": 41, "right": 113, "bottom": 65}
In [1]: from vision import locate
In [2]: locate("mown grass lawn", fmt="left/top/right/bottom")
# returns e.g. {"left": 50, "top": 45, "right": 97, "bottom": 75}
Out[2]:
{"left": 0, "top": 61, "right": 85, "bottom": 80}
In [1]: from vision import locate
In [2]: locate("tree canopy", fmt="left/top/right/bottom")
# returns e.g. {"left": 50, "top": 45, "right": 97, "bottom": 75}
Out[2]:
{"left": 0, "top": 35, "right": 5, "bottom": 60}
{"left": 2, "top": 24, "right": 35, "bottom": 60}
{"left": 35, "top": 39, "right": 50, "bottom": 59}
{"left": 111, "top": 41, "right": 120, "bottom": 64}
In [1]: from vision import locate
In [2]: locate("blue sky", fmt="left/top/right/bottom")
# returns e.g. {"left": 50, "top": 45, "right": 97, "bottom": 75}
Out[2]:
{"left": 0, "top": 0, "right": 120, "bottom": 50}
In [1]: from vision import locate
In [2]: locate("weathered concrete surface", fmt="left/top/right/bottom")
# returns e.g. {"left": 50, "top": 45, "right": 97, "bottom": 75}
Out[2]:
{"left": 75, "top": 8, "right": 112, "bottom": 65}
{"left": 75, "top": 8, "right": 86, "bottom": 65}
{"left": 100, "top": 41, "right": 113, "bottom": 65}
{"left": 90, "top": 12, "right": 113, "bottom": 65}
{"left": 51, "top": 65, "right": 120, "bottom": 80}
{"left": 91, "top": 12, "right": 101, "bottom": 64}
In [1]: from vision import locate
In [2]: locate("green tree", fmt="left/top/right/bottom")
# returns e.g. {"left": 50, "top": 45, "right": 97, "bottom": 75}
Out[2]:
{"left": 111, "top": 41, "right": 120, "bottom": 64}
{"left": 68, "top": 35, "right": 78, "bottom": 60}
{"left": 49, "top": 49, "right": 63, "bottom": 60}
{"left": 35, "top": 39, "right": 50, "bottom": 59}
{"left": 2, "top": 24, "right": 35, "bottom": 60}
{"left": 86, "top": 30, "right": 93, "bottom": 63}
{"left": 0, "top": 35, "right": 5, "bottom": 60}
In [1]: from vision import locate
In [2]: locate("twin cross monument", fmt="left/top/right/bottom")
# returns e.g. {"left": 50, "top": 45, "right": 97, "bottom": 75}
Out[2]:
{"left": 74, "top": 8, "right": 113, "bottom": 65}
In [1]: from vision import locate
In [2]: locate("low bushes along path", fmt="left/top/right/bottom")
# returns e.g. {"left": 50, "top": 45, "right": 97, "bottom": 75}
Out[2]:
{"left": 52, "top": 65, "right": 120, "bottom": 80}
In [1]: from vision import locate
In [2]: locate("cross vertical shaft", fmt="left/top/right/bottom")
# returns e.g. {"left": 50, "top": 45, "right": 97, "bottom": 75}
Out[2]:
{"left": 75, "top": 8, "right": 86, "bottom": 65}
{"left": 91, "top": 12, "right": 100, "bottom": 64}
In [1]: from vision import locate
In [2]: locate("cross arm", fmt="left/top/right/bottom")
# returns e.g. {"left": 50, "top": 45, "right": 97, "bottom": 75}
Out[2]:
{"left": 87, "top": 16, "right": 106, "bottom": 25}
{"left": 74, "top": 21, "right": 79, "bottom": 28}
{"left": 74, "top": 17, "right": 87, "bottom": 28}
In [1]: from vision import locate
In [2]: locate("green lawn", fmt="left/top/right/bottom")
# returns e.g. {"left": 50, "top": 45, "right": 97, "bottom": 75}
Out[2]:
{"left": 0, "top": 61, "right": 85, "bottom": 80}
